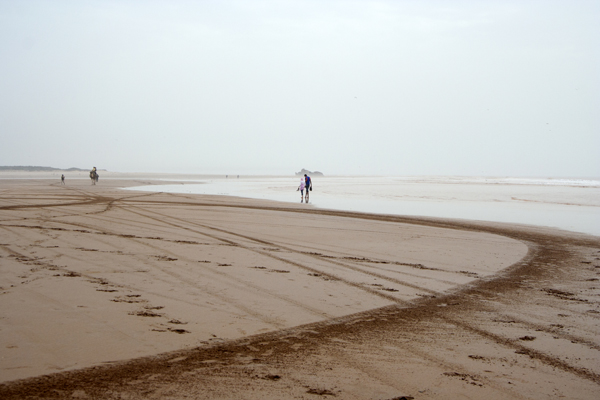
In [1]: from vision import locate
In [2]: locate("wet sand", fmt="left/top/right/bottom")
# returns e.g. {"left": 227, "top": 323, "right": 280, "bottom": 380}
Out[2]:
{"left": 0, "top": 177, "right": 599, "bottom": 399}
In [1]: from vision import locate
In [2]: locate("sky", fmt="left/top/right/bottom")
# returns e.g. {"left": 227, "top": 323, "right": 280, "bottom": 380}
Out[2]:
{"left": 0, "top": 0, "right": 598, "bottom": 177}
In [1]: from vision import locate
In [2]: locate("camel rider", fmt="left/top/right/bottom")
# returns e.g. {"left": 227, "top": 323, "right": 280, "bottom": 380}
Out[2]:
{"left": 90, "top": 167, "right": 99, "bottom": 183}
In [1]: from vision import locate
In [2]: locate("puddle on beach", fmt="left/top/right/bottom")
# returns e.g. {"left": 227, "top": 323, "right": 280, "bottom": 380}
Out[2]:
{"left": 126, "top": 176, "right": 600, "bottom": 237}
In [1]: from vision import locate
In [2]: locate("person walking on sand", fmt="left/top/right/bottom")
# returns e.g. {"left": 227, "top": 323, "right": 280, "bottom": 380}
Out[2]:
{"left": 304, "top": 174, "right": 312, "bottom": 202}
{"left": 61, "top": 174, "right": 65, "bottom": 185}
{"left": 297, "top": 178, "right": 306, "bottom": 203}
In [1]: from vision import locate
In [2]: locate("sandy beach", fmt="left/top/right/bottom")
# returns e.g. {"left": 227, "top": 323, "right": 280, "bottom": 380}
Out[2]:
{"left": 0, "top": 177, "right": 599, "bottom": 399}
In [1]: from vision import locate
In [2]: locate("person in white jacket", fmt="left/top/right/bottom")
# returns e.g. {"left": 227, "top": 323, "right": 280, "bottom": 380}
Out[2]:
{"left": 297, "top": 179, "right": 306, "bottom": 203}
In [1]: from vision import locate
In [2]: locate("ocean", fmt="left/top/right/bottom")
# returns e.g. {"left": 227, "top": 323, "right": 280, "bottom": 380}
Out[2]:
{"left": 125, "top": 176, "right": 600, "bottom": 237}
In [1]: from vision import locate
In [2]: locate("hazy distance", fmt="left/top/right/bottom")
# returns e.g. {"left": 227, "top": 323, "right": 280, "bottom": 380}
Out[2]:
{"left": 1, "top": 1, "right": 598, "bottom": 177}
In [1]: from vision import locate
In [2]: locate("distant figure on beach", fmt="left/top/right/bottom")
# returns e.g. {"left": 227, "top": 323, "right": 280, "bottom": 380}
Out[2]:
{"left": 304, "top": 174, "right": 312, "bottom": 202}
{"left": 90, "top": 167, "right": 99, "bottom": 185}
{"left": 297, "top": 178, "right": 306, "bottom": 203}
{"left": 61, "top": 174, "right": 65, "bottom": 185}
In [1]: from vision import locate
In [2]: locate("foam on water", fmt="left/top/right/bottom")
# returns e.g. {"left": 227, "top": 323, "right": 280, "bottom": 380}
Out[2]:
{"left": 125, "top": 176, "right": 600, "bottom": 237}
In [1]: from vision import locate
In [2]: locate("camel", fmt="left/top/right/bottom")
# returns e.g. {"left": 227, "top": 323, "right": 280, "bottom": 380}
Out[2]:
{"left": 90, "top": 168, "right": 99, "bottom": 185}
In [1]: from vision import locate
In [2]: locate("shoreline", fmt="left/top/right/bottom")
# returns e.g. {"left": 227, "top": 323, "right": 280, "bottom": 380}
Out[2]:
{"left": 0, "top": 178, "right": 599, "bottom": 399}
{"left": 103, "top": 173, "right": 600, "bottom": 238}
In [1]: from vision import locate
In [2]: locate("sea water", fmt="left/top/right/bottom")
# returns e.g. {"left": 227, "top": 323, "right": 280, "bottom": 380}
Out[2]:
{"left": 125, "top": 176, "right": 600, "bottom": 237}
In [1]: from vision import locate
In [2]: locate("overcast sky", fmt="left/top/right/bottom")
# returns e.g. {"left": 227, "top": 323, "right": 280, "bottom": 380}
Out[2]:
{"left": 1, "top": 0, "right": 598, "bottom": 176}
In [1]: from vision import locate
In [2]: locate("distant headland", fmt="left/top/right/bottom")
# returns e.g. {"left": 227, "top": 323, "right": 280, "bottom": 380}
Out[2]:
{"left": 295, "top": 168, "right": 324, "bottom": 176}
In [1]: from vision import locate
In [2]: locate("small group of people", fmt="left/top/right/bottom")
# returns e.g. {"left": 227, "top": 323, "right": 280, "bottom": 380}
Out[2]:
{"left": 297, "top": 174, "right": 312, "bottom": 203}
{"left": 60, "top": 167, "right": 99, "bottom": 185}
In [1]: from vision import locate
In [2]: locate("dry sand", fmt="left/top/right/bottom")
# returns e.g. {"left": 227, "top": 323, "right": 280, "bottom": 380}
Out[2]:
{"left": 0, "top": 177, "right": 598, "bottom": 399}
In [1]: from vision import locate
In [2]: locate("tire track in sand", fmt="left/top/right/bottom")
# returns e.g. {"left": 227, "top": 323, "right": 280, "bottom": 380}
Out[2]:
{"left": 119, "top": 204, "right": 417, "bottom": 304}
